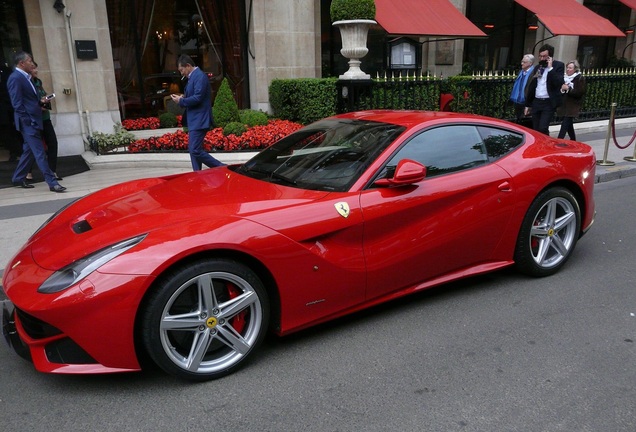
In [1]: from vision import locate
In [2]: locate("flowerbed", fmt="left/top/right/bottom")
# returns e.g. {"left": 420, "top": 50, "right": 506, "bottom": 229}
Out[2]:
{"left": 127, "top": 119, "right": 303, "bottom": 153}
{"left": 122, "top": 116, "right": 183, "bottom": 130}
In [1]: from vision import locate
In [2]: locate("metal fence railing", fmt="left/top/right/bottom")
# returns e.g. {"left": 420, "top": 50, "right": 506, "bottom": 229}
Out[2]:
{"left": 337, "top": 68, "right": 636, "bottom": 124}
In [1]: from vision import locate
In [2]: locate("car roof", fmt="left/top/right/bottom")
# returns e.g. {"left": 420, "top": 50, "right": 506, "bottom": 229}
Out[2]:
{"left": 334, "top": 110, "right": 508, "bottom": 129}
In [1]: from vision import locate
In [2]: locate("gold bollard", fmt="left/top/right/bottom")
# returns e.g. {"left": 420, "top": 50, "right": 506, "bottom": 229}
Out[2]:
{"left": 597, "top": 102, "right": 617, "bottom": 166}
{"left": 624, "top": 140, "right": 636, "bottom": 163}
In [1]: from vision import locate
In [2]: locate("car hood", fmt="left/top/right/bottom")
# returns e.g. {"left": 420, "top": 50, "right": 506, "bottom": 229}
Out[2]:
{"left": 29, "top": 167, "right": 330, "bottom": 269}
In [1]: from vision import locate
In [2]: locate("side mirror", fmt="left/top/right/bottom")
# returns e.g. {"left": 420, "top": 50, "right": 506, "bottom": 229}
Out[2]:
{"left": 374, "top": 159, "right": 427, "bottom": 187}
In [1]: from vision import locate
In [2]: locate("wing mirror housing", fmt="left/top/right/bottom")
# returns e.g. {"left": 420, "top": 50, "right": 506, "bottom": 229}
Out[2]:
{"left": 374, "top": 159, "right": 427, "bottom": 187}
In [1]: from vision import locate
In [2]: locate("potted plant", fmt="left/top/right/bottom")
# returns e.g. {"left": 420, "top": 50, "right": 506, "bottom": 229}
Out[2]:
{"left": 330, "top": 0, "right": 376, "bottom": 80}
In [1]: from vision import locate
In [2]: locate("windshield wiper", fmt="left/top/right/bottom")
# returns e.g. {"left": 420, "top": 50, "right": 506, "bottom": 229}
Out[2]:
{"left": 240, "top": 164, "right": 297, "bottom": 185}
{"left": 270, "top": 171, "right": 297, "bottom": 185}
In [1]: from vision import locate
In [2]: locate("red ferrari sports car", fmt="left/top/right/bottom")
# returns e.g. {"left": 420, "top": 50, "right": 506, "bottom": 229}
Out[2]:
{"left": 1, "top": 110, "right": 595, "bottom": 381}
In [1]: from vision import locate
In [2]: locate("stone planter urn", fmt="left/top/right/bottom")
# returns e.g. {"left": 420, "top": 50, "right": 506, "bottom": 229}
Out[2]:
{"left": 333, "top": 19, "right": 376, "bottom": 80}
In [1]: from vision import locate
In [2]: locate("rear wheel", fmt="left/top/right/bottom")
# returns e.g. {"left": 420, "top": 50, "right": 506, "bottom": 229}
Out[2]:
{"left": 141, "top": 259, "right": 269, "bottom": 381}
{"left": 514, "top": 187, "right": 581, "bottom": 277}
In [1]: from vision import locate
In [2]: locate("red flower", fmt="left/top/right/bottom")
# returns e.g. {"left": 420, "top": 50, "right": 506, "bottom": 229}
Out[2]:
{"left": 122, "top": 117, "right": 161, "bottom": 131}
{"left": 127, "top": 120, "right": 303, "bottom": 153}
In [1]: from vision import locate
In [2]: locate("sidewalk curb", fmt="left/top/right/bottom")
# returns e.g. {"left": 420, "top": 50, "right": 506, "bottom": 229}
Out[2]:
{"left": 595, "top": 161, "right": 636, "bottom": 183}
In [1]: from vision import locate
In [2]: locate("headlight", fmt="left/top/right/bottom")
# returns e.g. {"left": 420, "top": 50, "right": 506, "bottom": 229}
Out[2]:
{"left": 38, "top": 235, "right": 147, "bottom": 294}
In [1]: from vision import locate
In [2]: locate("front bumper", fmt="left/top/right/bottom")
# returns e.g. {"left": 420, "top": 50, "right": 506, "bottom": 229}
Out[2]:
{"left": 3, "top": 245, "right": 149, "bottom": 375}
{"left": 2, "top": 297, "right": 141, "bottom": 374}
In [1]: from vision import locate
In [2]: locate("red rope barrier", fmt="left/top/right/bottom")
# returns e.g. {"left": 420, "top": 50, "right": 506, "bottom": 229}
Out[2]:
{"left": 611, "top": 116, "right": 636, "bottom": 150}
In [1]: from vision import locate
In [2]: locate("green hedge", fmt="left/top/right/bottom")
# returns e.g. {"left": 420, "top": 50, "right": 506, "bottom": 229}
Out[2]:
{"left": 213, "top": 78, "right": 240, "bottom": 128}
{"left": 239, "top": 109, "right": 269, "bottom": 127}
{"left": 329, "top": 0, "right": 376, "bottom": 22}
{"left": 159, "top": 112, "right": 178, "bottom": 128}
{"left": 268, "top": 71, "right": 636, "bottom": 124}
{"left": 444, "top": 76, "right": 516, "bottom": 119}
{"left": 223, "top": 121, "right": 248, "bottom": 136}
{"left": 269, "top": 78, "right": 338, "bottom": 125}
{"left": 357, "top": 79, "right": 441, "bottom": 111}
{"left": 580, "top": 73, "right": 636, "bottom": 114}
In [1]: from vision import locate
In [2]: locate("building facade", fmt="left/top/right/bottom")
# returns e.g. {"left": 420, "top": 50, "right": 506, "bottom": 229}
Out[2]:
{"left": 1, "top": 0, "right": 635, "bottom": 158}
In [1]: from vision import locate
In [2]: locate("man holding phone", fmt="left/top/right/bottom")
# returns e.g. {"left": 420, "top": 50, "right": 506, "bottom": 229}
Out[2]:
{"left": 171, "top": 54, "right": 223, "bottom": 171}
{"left": 524, "top": 44, "right": 565, "bottom": 136}
{"left": 25, "top": 63, "right": 61, "bottom": 182}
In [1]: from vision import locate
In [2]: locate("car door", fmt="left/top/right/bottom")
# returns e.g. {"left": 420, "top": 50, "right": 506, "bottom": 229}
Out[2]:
{"left": 360, "top": 124, "right": 518, "bottom": 301}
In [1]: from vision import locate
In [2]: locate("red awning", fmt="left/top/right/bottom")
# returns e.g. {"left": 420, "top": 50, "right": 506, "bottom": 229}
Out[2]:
{"left": 374, "top": 0, "right": 486, "bottom": 38}
{"left": 618, "top": 0, "right": 636, "bottom": 10}
{"left": 515, "top": 0, "right": 625, "bottom": 37}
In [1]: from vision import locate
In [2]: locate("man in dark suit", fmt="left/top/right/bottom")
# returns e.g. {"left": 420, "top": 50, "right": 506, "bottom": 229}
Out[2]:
{"left": 171, "top": 55, "right": 223, "bottom": 171}
{"left": 7, "top": 51, "right": 65, "bottom": 192}
{"left": 1, "top": 59, "right": 23, "bottom": 162}
{"left": 524, "top": 44, "right": 565, "bottom": 136}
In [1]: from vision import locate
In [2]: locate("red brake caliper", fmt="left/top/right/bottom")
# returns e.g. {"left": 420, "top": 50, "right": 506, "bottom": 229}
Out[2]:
{"left": 531, "top": 230, "right": 539, "bottom": 250}
{"left": 531, "top": 217, "right": 542, "bottom": 251}
{"left": 226, "top": 283, "right": 247, "bottom": 333}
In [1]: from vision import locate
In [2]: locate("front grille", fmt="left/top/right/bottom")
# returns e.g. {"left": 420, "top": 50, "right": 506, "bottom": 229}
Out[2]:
{"left": 16, "top": 308, "right": 63, "bottom": 339}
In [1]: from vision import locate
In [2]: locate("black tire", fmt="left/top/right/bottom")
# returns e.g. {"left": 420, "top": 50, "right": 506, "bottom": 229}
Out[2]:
{"left": 141, "top": 259, "right": 269, "bottom": 381}
{"left": 514, "top": 187, "right": 581, "bottom": 277}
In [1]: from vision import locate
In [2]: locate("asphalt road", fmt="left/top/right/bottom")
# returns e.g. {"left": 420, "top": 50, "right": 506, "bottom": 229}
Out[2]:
{"left": 0, "top": 177, "right": 634, "bottom": 431}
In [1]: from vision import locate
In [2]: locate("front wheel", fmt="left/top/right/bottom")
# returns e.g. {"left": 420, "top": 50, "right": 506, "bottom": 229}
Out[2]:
{"left": 141, "top": 259, "right": 269, "bottom": 381}
{"left": 514, "top": 187, "right": 581, "bottom": 277}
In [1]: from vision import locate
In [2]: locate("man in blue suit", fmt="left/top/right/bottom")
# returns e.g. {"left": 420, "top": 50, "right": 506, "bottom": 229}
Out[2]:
{"left": 8, "top": 51, "right": 65, "bottom": 192}
{"left": 171, "top": 55, "right": 223, "bottom": 171}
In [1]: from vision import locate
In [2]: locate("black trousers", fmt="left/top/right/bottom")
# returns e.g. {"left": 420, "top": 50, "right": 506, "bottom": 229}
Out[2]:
{"left": 558, "top": 117, "right": 576, "bottom": 140}
{"left": 531, "top": 99, "right": 555, "bottom": 136}
{"left": 42, "top": 119, "right": 58, "bottom": 172}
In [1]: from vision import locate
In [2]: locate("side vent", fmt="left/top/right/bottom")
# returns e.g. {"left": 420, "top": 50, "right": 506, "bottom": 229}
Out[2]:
{"left": 72, "top": 220, "right": 92, "bottom": 234}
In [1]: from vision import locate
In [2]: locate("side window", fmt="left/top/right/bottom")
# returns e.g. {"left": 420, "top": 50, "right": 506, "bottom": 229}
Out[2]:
{"left": 386, "top": 125, "right": 487, "bottom": 178}
{"left": 478, "top": 126, "right": 524, "bottom": 161}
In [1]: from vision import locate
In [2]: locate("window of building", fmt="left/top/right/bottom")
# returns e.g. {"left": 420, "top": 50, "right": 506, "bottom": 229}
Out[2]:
{"left": 389, "top": 38, "right": 419, "bottom": 72}
{"left": 0, "top": 1, "right": 30, "bottom": 68}
{"left": 1, "top": 0, "right": 30, "bottom": 159}
{"left": 106, "top": 0, "right": 248, "bottom": 119}
{"left": 578, "top": 0, "right": 622, "bottom": 68}
{"left": 464, "top": 0, "right": 522, "bottom": 73}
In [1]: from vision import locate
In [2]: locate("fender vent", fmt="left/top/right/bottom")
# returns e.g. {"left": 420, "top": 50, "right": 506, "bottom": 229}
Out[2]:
{"left": 72, "top": 220, "right": 92, "bottom": 234}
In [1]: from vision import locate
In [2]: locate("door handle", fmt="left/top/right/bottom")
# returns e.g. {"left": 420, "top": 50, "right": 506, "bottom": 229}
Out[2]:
{"left": 498, "top": 181, "right": 512, "bottom": 192}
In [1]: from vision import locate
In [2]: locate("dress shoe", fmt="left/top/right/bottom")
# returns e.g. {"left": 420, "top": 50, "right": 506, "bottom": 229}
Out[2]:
{"left": 50, "top": 184, "right": 67, "bottom": 193}
{"left": 13, "top": 180, "right": 34, "bottom": 189}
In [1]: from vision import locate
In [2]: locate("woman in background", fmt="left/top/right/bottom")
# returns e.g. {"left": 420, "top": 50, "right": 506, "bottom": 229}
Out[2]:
{"left": 557, "top": 60, "right": 586, "bottom": 140}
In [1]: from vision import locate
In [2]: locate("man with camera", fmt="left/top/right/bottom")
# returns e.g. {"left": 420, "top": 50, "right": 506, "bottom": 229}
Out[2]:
{"left": 524, "top": 44, "right": 565, "bottom": 136}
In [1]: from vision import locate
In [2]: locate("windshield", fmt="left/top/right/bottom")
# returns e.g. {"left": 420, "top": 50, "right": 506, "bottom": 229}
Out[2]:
{"left": 235, "top": 118, "right": 405, "bottom": 192}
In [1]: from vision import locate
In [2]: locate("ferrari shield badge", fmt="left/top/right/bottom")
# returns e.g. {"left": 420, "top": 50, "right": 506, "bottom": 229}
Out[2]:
{"left": 335, "top": 202, "right": 350, "bottom": 218}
